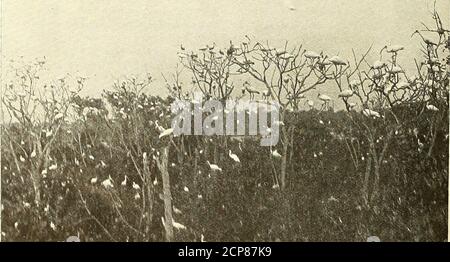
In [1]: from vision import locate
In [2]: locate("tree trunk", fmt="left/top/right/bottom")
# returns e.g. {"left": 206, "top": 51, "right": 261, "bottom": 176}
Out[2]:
{"left": 362, "top": 156, "right": 372, "bottom": 206}
{"left": 143, "top": 153, "right": 153, "bottom": 240}
{"left": 30, "top": 169, "right": 41, "bottom": 206}
{"left": 372, "top": 160, "right": 380, "bottom": 201}
{"left": 156, "top": 146, "right": 174, "bottom": 242}
{"left": 280, "top": 140, "right": 288, "bottom": 190}
{"left": 279, "top": 126, "right": 290, "bottom": 190}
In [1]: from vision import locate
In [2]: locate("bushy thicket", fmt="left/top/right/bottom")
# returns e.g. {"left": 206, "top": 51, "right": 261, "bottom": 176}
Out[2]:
{"left": 1, "top": 90, "right": 447, "bottom": 241}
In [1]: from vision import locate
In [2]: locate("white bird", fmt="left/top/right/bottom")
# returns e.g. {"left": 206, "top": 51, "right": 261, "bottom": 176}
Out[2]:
{"left": 173, "top": 221, "right": 187, "bottom": 230}
{"left": 184, "top": 186, "right": 189, "bottom": 192}
{"left": 173, "top": 206, "right": 182, "bottom": 214}
{"left": 30, "top": 149, "right": 36, "bottom": 158}
{"left": 45, "top": 130, "right": 53, "bottom": 138}
{"left": 318, "top": 93, "right": 332, "bottom": 102}
{"left": 306, "top": 100, "right": 314, "bottom": 108}
{"left": 304, "top": 51, "right": 321, "bottom": 59}
{"left": 426, "top": 104, "right": 439, "bottom": 111}
{"left": 388, "top": 66, "right": 403, "bottom": 74}
{"left": 50, "top": 222, "right": 57, "bottom": 231}
{"left": 386, "top": 45, "right": 404, "bottom": 53}
{"left": 271, "top": 149, "right": 282, "bottom": 159}
{"left": 397, "top": 82, "right": 410, "bottom": 89}
{"left": 19, "top": 155, "right": 26, "bottom": 162}
{"left": 132, "top": 182, "right": 141, "bottom": 190}
{"left": 338, "top": 90, "right": 353, "bottom": 98}
{"left": 228, "top": 150, "right": 240, "bottom": 163}
{"left": 101, "top": 176, "right": 114, "bottom": 189}
{"left": 121, "top": 175, "right": 127, "bottom": 186}
{"left": 329, "top": 56, "right": 347, "bottom": 65}
{"left": 154, "top": 120, "right": 165, "bottom": 132}
{"left": 362, "top": 109, "right": 381, "bottom": 118}
{"left": 372, "top": 60, "right": 386, "bottom": 69}
{"left": 159, "top": 128, "right": 174, "bottom": 139}
{"left": 49, "top": 163, "right": 58, "bottom": 170}
{"left": 54, "top": 113, "right": 64, "bottom": 120}
{"left": 206, "top": 161, "right": 222, "bottom": 172}
{"left": 160, "top": 217, "right": 187, "bottom": 230}
{"left": 134, "top": 192, "right": 141, "bottom": 200}
{"left": 280, "top": 53, "right": 295, "bottom": 60}
{"left": 90, "top": 177, "right": 98, "bottom": 184}
{"left": 367, "top": 236, "right": 381, "bottom": 242}
{"left": 318, "top": 94, "right": 333, "bottom": 109}
{"left": 348, "top": 103, "right": 357, "bottom": 110}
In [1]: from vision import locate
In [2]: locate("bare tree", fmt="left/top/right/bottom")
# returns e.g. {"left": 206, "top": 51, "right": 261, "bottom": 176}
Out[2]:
{"left": 2, "top": 58, "right": 84, "bottom": 206}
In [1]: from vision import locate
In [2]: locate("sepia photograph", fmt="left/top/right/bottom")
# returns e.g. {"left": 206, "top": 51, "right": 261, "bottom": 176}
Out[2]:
{"left": 0, "top": 0, "right": 448, "bottom": 245}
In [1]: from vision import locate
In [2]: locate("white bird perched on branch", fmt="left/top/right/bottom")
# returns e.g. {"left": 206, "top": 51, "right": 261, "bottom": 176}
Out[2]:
{"left": 318, "top": 93, "right": 332, "bottom": 102}
{"left": 372, "top": 60, "right": 386, "bottom": 69}
{"left": 206, "top": 161, "right": 222, "bottom": 172}
{"left": 173, "top": 206, "right": 182, "bottom": 214}
{"left": 386, "top": 45, "right": 404, "bottom": 53}
{"left": 362, "top": 109, "right": 381, "bottom": 118}
{"left": 90, "top": 177, "right": 98, "bottom": 184}
{"left": 132, "top": 181, "right": 141, "bottom": 190}
{"left": 134, "top": 192, "right": 141, "bottom": 200}
{"left": 338, "top": 90, "right": 353, "bottom": 98}
{"left": 228, "top": 150, "right": 240, "bottom": 163}
{"left": 426, "top": 104, "right": 439, "bottom": 111}
{"left": 101, "top": 176, "right": 114, "bottom": 189}
{"left": 159, "top": 128, "right": 174, "bottom": 139}
{"left": 49, "top": 163, "right": 58, "bottom": 170}
{"left": 161, "top": 217, "right": 187, "bottom": 230}
{"left": 388, "top": 66, "right": 403, "bottom": 74}
{"left": 329, "top": 56, "right": 347, "bottom": 66}
{"left": 304, "top": 51, "right": 321, "bottom": 59}
{"left": 54, "top": 112, "right": 64, "bottom": 121}
{"left": 305, "top": 99, "right": 314, "bottom": 109}
{"left": 318, "top": 93, "right": 333, "bottom": 110}
{"left": 271, "top": 149, "right": 282, "bottom": 159}
{"left": 121, "top": 175, "right": 127, "bottom": 186}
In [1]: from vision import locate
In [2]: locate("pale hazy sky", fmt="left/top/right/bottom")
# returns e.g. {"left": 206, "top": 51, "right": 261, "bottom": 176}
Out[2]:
{"left": 2, "top": 0, "right": 448, "bottom": 99}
